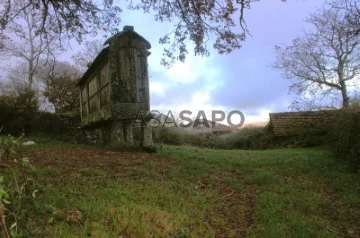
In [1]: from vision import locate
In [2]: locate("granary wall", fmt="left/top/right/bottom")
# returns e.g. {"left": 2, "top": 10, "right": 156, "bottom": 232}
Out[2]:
{"left": 79, "top": 58, "right": 112, "bottom": 126}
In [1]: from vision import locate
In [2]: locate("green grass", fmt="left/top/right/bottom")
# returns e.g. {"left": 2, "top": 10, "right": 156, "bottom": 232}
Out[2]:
{"left": 158, "top": 146, "right": 360, "bottom": 237}
{"left": 1, "top": 143, "right": 359, "bottom": 237}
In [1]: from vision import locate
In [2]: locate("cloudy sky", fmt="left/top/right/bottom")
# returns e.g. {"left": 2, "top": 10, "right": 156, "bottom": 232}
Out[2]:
{"left": 2, "top": 0, "right": 328, "bottom": 124}
{"left": 103, "top": 0, "right": 327, "bottom": 123}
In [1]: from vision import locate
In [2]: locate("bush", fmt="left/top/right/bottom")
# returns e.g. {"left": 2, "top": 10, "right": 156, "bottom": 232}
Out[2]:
{"left": 0, "top": 104, "right": 82, "bottom": 141}
{"left": 328, "top": 109, "right": 360, "bottom": 172}
{"left": 152, "top": 126, "right": 274, "bottom": 150}
{"left": 207, "top": 127, "right": 273, "bottom": 150}
{"left": 0, "top": 88, "right": 38, "bottom": 111}
{"left": 152, "top": 127, "right": 185, "bottom": 145}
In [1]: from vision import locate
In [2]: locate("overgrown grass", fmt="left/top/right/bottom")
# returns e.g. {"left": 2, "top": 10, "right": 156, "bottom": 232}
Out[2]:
{"left": 1, "top": 142, "right": 359, "bottom": 237}
{"left": 158, "top": 146, "right": 360, "bottom": 237}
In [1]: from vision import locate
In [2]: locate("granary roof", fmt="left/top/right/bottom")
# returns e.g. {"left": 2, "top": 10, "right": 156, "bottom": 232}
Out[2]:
{"left": 77, "top": 26, "right": 151, "bottom": 87}
{"left": 104, "top": 25, "right": 151, "bottom": 49}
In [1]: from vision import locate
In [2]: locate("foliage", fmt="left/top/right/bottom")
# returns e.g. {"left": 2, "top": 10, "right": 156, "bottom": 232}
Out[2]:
{"left": 0, "top": 133, "right": 39, "bottom": 238}
{"left": 152, "top": 126, "right": 275, "bottom": 149}
{"left": 0, "top": 158, "right": 42, "bottom": 238}
{"left": 71, "top": 40, "right": 105, "bottom": 73}
{"left": 0, "top": 0, "right": 121, "bottom": 44}
{"left": 0, "top": 0, "right": 288, "bottom": 66}
{"left": 130, "top": 0, "right": 245, "bottom": 66}
{"left": 332, "top": 0, "right": 360, "bottom": 36}
{"left": 0, "top": 104, "right": 81, "bottom": 141}
{"left": 0, "top": 176, "right": 11, "bottom": 238}
{"left": 152, "top": 125, "right": 335, "bottom": 150}
{"left": 40, "top": 61, "right": 81, "bottom": 114}
{"left": 0, "top": 1, "right": 62, "bottom": 90}
{"left": 328, "top": 108, "right": 360, "bottom": 172}
{"left": 210, "top": 127, "right": 273, "bottom": 149}
{"left": 0, "top": 87, "right": 38, "bottom": 111}
{"left": 129, "top": 0, "right": 289, "bottom": 66}
{"left": 152, "top": 127, "right": 185, "bottom": 145}
{"left": 0, "top": 134, "right": 23, "bottom": 160}
{"left": 0, "top": 134, "right": 82, "bottom": 237}
{"left": 273, "top": 0, "right": 360, "bottom": 108}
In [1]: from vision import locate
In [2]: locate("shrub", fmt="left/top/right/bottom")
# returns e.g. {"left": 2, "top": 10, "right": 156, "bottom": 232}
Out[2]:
{"left": 152, "top": 127, "right": 185, "bottom": 145}
{"left": 328, "top": 109, "right": 360, "bottom": 172}
{"left": 0, "top": 88, "right": 38, "bottom": 111}
{"left": 0, "top": 104, "right": 82, "bottom": 141}
{"left": 152, "top": 126, "right": 274, "bottom": 150}
{"left": 208, "top": 127, "right": 273, "bottom": 150}
{"left": 184, "top": 133, "right": 204, "bottom": 146}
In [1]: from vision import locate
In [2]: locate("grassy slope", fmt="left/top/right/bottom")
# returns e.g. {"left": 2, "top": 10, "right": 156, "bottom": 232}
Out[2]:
{"left": 1, "top": 142, "right": 359, "bottom": 237}
{"left": 159, "top": 146, "right": 360, "bottom": 237}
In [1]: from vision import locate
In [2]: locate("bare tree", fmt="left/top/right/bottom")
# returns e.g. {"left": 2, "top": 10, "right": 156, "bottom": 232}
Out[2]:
{"left": 273, "top": 1, "right": 360, "bottom": 108}
{"left": 330, "top": 0, "right": 360, "bottom": 36}
{"left": 0, "top": 0, "right": 121, "bottom": 43}
{"left": 71, "top": 40, "right": 105, "bottom": 73}
{"left": 0, "top": 0, "right": 286, "bottom": 66}
{"left": 6, "top": 63, "right": 32, "bottom": 94}
{"left": 0, "top": 1, "right": 60, "bottom": 89}
{"left": 0, "top": 63, "right": 39, "bottom": 110}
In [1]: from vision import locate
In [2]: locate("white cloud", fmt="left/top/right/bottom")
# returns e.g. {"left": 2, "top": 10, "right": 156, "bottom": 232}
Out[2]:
{"left": 149, "top": 81, "right": 166, "bottom": 97}
{"left": 244, "top": 109, "right": 271, "bottom": 123}
{"left": 163, "top": 56, "right": 221, "bottom": 85}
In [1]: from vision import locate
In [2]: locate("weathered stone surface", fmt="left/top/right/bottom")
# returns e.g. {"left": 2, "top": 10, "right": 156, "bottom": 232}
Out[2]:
{"left": 141, "top": 125, "right": 154, "bottom": 148}
{"left": 77, "top": 26, "right": 153, "bottom": 148}
{"left": 268, "top": 110, "right": 357, "bottom": 137}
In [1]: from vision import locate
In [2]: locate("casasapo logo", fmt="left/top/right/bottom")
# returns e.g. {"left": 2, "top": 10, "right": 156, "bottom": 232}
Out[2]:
{"left": 115, "top": 110, "right": 245, "bottom": 128}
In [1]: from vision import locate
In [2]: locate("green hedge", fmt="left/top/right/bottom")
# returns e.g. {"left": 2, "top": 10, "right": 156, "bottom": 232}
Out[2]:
{"left": 0, "top": 103, "right": 81, "bottom": 140}
{"left": 152, "top": 126, "right": 274, "bottom": 150}
{"left": 328, "top": 110, "right": 360, "bottom": 172}
{"left": 152, "top": 127, "right": 185, "bottom": 145}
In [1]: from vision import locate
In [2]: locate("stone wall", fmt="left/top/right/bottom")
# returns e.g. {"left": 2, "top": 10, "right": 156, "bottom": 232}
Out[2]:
{"left": 268, "top": 110, "right": 342, "bottom": 137}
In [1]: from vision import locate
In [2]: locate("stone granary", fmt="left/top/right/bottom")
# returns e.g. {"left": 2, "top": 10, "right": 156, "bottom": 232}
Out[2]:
{"left": 77, "top": 26, "right": 153, "bottom": 148}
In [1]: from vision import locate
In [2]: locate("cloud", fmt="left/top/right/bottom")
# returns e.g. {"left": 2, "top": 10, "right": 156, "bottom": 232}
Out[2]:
{"left": 149, "top": 51, "right": 225, "bottom": 112}
{"left": 56, "top": 0, "right": 328, "bottom": 123}
{"left": 149, "top": 81, "right": 166, "bottom": 97}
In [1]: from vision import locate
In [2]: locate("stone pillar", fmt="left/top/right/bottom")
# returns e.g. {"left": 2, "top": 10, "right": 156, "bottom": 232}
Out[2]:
{"left": 141, "top": 125, "right": 154, "bottom": 148}
{"left": 110, "top": 122, "right": 124, "bottom": 146}
{"left": 124, "top": 122, "right": 134, "bottom": 144}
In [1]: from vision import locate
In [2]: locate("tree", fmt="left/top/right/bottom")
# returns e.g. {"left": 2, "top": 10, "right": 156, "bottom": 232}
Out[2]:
{"left": 39, "top": 61, "right": 82, "bottom": 114}
{"left": 0, "top": 0, "right": 284, "bottom": 66}
{"left": 0, "top": 62, "right": 40, "bottom": 110}
{"left": 71, "top": 40, "right": 104, "bottom": 73}
{"left": 0, "top": 72, "right": 39, "bottom": 111}
{"left": 331, "top": 0, "right": 360, "bottom": 36}
{"left": 0, "top": 1, "right": 60, "bottom": 89}
{"left": 273, "top": 0, "right": 360, "bottom": 109}
{"left": 0, "top": 0, "right": 121, "bottom": 43}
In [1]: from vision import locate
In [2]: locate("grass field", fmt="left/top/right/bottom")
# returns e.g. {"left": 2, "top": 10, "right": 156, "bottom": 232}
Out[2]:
{"left": 1, "top": 141, "right": 359, "bottom": 237}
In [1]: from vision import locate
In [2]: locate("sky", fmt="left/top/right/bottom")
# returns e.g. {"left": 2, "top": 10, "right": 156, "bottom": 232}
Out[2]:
{"left": 106, "top": 0, "right": 327, "bottom": 124}
{"left": 2, "top": 0, "right": 328, "bottom": 124}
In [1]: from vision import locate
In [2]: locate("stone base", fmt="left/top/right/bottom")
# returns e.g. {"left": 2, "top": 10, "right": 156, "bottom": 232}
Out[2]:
{"left": 84, "top": 121, "right": 154, "bottom": 149}
{"left": 110, "top": 121, "right": 134, "bottom": 146}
